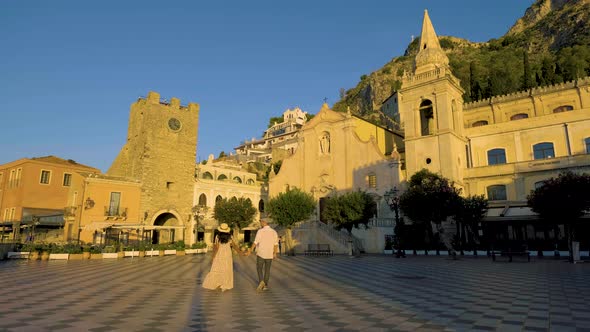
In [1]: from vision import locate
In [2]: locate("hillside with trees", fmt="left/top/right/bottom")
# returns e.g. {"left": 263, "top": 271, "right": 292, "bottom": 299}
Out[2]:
{"left": 333, "top": 0, "right": 590, "bottom": 126}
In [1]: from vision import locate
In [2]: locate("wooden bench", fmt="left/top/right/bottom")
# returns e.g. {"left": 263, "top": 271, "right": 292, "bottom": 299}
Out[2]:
{"left": 304, "top": 244, "right": 333, "bottom": 256}
{"left": 491, "top": 250, "right": 530, "bottom": 262}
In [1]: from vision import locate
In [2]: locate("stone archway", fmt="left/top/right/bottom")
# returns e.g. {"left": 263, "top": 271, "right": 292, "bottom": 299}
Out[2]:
{"left": 152, "top": 212, "right": 179, "bottom": 244}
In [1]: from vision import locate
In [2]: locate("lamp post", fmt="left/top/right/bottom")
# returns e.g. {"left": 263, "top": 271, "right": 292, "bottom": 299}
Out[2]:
{"left": 385, "top": 187, "right": 405, "bottom": 258}
{"left": 192, "top": 205, "right": 208, "bottom": 244}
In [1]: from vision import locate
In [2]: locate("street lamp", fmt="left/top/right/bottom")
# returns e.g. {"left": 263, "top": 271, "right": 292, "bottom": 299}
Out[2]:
{"left": 192, "top": 205, "right": 208, "bottom": 243}
{"left": 384, "top": 187, "right": 405, "bottom": 258}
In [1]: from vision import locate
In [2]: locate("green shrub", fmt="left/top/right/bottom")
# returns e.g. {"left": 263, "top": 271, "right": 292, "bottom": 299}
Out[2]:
{"left": 191, "top": 241, "right": 207, "bottom": 249}
{"left": 63, "top": 243, "right": 82, "bottom": 254}
{"left": 89, "top": 246, "right": 102, "bottom": 254}
{"left": 102, "top": 245, "right": 117, "bottom": 253}
{"left": 173, "top": 241, "right": 186, "bottom": 250}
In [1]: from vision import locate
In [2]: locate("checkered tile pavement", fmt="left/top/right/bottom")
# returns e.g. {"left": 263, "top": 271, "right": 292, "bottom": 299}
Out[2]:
{"left": 0, "top": 254, "right": 589, "bottom": 331}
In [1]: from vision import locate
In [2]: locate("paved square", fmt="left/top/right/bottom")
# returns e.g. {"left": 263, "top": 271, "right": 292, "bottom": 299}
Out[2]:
{"left": 0, "top": 254, "right": 589, "bottom": 331}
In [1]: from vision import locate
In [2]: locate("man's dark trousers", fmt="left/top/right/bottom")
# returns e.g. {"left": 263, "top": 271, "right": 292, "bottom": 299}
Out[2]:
{"left": 256, "top": 256, "right": 273, "bottom": 285}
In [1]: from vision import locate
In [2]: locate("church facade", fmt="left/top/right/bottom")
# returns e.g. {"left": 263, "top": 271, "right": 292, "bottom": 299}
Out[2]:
{"left": 270, "top": 10, "right": 590, "bottom": 253}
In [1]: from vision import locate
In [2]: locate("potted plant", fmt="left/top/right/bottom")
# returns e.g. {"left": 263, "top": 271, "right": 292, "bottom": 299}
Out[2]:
{"left": 163, "top": 243, "right": 176, "bottom": 256}
{"left": 136, "top": 242, "right": 148, "bottom": 258}
{"left": 123, "top": 245, "right": 140, "bottom": 258}
{"left": 102, "top": 245, "right": 119, "bottom": 259}
{"left": 89, "top": 246, "right": 102, "bottom": 259}
{"left": 8, "top": 243, "right": 32, "bottom": 259}
{"left": 143, "top": 243, "right": 158, "bottom": 257}
{"left": 186, "top": 242, "right": 201, "bottom": 254}
{"left": 38, "top": 243, "right": 52, "bottom": 260}
{"left": 65, "top": 243, "right": 84, "bottom": 260}
{"left": 82, "top": 245, "right": 91, "bottom": 259}
{"left": 174, "top": 241, "right": 186, "bottom": 256}
{"left": 191, "top": 241, "right": 208, "bottom": 254}
{"left": 28, "top": 243, "right": 46, "bottom": 260}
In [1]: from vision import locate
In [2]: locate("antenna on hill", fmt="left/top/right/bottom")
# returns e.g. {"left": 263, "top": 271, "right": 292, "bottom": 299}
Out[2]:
{"left": 323, "top": 97, "right": 328, "bottom": 104}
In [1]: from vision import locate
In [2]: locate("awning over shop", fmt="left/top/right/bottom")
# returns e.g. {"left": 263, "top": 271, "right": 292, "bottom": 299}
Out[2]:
{"left": 82, "top": 223, "right": 185, "bottom": 231}
{"left": 484, "top": 203, "right": 538, "bottom": 222}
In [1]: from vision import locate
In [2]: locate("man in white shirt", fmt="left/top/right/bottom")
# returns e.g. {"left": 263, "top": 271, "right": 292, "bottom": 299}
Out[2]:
{"left": 248, "top": 219, "right": 279, "bottom": 291}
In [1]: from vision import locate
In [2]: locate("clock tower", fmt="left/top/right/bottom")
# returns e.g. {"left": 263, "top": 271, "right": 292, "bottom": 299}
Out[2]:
{"left": 108, "top": 91, "right": 199, "bottom": 243}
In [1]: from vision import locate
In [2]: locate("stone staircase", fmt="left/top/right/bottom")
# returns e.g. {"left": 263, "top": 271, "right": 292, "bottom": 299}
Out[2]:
{"left": 288, "top": 220, "right": 365, "bottom": 255}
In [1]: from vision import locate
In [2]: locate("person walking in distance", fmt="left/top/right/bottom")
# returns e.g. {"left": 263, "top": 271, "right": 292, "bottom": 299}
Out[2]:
{"left": 247, "top": 219, "right": 278, "bottom": 291}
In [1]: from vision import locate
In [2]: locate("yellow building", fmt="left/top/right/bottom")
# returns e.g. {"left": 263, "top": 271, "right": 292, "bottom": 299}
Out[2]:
{"left": 379, "top": 10, "right": 590, "bottom": 250}
{"left": 66, "top": 172, "right": 142, "bottom": 245}
{"left": 0, "top": 156, "right": 100, "bottom": 241}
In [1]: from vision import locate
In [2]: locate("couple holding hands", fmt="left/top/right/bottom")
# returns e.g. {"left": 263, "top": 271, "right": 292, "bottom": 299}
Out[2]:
{"left": 202, "top": 219, "right": 279, "bottom": 292}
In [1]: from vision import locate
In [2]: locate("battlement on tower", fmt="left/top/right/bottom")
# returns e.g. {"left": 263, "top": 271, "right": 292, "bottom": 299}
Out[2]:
{"left": 139, "top": 91, "right": 200, "bottom": 112}
{"left": 464, "top": 76, "right": 590, "bottom": 110}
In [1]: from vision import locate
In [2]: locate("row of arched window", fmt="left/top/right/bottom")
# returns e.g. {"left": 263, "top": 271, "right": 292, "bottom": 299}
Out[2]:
{"left": 487, "top": 138, "right": 590, "bottom": 165}
{"left": 471, "top": 105, "right": 574, "bottom": 127}
{"left": 201, "top": 171, "right": 256, "bottom": 185}
{"left": 197, "top": 193, "right": 265, "bottom": 212}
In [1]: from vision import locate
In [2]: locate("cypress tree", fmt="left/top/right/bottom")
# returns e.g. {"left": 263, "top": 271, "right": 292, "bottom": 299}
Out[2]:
{"left": 522, "top": 50, "right": 532, "bottom": 90}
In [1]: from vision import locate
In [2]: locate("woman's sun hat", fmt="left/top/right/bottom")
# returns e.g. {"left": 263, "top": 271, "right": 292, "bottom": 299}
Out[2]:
{"left": 217, "top": 223, "right": 231, "bottom": 233}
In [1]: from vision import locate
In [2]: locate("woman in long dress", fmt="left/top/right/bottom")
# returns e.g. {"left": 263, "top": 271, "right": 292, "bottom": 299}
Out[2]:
{"left": 202, "top": 223, "right": 241, "bottom": 292}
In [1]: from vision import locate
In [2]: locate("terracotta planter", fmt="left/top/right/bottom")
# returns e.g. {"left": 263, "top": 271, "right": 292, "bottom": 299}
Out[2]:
{"left": 83, "top": 252, "right": 91, "bottom": 259}
{"left": 29, "top": 251, "right": 40, "bottom": 260}
{"left": 40, "top": 251, "right": 50, "bottom": 260}
{"left": 90, "top": 253, "right": 103, "bottom": 259}
{"left": 158, "top": 250, "right": 165, "bottom": 257}
{"left": 176, "top": 250, "right": 186, "bottom": 256}
{"left": 138, "top": 251, "right": 145, "bottom": 258}
{"left": 69, "top": 253, "right": 85, "bottom": 260}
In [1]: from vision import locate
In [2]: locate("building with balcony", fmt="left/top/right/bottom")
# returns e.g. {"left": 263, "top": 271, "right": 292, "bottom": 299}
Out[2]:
{"left": 65, "top": 172, "right": 142, "bottom": 245}
{"left": 0, "top": 156, "right": 100, "bottom": 242}
{"left": 234, "top": 107, "right": 309, "bottom": 163}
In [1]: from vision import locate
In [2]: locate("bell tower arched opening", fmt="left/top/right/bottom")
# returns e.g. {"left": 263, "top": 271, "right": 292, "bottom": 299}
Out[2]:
{"left": 419, "top": 100, "right": 434, "bottom": 136}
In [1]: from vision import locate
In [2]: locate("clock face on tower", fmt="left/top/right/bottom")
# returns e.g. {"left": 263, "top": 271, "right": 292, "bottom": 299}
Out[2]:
{"left": 168, "top": 118, "right": 181, "bottom": 131}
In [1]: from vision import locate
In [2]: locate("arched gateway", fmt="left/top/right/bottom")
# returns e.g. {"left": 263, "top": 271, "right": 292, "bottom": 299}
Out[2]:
{"left": 151, "top": 212, "right": 183, "bottom": 244}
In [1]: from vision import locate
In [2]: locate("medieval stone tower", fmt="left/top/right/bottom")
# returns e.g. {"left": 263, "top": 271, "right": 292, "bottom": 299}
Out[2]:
{"left": 399, "top": 10, "right": 467, "bottom": 186}
{"left": 108, "top": 91, "right": 199, "bottom": 243}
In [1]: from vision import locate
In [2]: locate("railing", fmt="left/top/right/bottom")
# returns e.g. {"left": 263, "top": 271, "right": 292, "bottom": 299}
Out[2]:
{"left": 314, "top": 221, "right": 365, "bottom": 254}
{"left": 368, "top": 217, "right": 395, "bottom": 228}
{"left": 104, "top": 207, "right": 128, "bottom": 218}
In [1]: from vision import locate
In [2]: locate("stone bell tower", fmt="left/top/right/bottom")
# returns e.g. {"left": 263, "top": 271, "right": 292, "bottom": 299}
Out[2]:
{"left": 108, "top": 91, "right": 199, "bottom": 242}
{"left": 399, "top": 10, "right": 467, "bottom": 185}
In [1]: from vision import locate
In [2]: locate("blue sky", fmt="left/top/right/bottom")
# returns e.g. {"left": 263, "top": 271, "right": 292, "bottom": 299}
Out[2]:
{"left": 0, "top": 1, "right": 533, "bottom": 172}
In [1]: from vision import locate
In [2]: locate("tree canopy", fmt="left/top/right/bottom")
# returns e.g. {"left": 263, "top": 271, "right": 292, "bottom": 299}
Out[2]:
{"left": 527, "top": 171, "right": 590, "bottom": 222}
{"left": 213, "top": 197, "right": 257, "bottom": 230}
{"left": 399, "top": 169, "right": 462, "bottom": 225}
{"left": 321, "top": 191, "right": 376, "bottom": 234}
{"left": 453, "top": 195, "right": 488, "bottom": 242}
{"left": 267, "top": 188, "right": 315, "bottom": 229}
